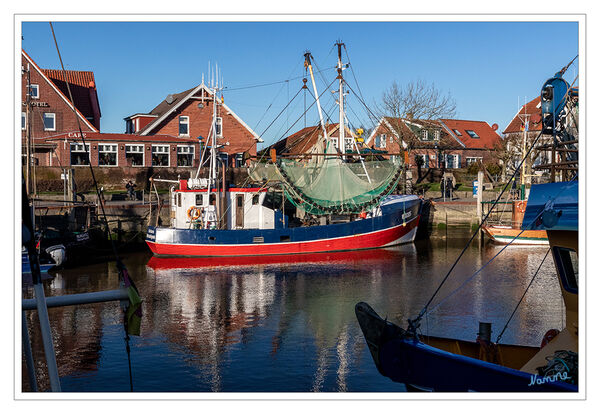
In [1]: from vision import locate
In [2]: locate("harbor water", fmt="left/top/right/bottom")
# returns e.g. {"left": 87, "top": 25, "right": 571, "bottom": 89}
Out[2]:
{"left": 21, "top": 234, "right": 565, "bottom": 392}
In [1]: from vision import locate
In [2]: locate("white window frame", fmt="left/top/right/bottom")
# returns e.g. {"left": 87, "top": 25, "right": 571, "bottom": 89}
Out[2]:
{"left": 151, "top": 144, "right": 170, "bottom": 167}
{"left": 98, "top": 143, "right": 118, "bottom": 167}
{"left": 434, "top": 130, "right": 441, "bottom": 140}
{"left": 22, "top": 112, "right": 26, "bottom": 130}
{"left": 70, "top": 143, "right": 90, "bottom": 166}
{"left": 43, "top": 113, "right": 56, "bottom": 131}
{"left": 125, "top": 144, "right": 145, "bottom": 167}
{"left": 466, "top": 156, "right": 483, "bottom": 166}
{"left": 415, "top": 154, "right": 428, "bottom": 167}
{"left": 215, "top": 117, "right": 223, "bottom": 138}
{"left": 176, "top": 144, "right": 195, "bottom": 167}
{"left": 330, "top": 137, "right": 339, "bottom": 149}
{"left": 30, "top": 84, "right": 39, "bottom": 99}
{"left": 446, "top": 154, "right": 460, "bottom": 169}
{"left": 179, "top": 116, "right": 190, "bottom": 137}
{"left": 453, "top": 129, "right": 462, "bottom": 136}
{"left": 344, "top": 137, "right": 354, "bottom": 150}
{"left": 379, "top": 134, "right": 386, "bottom": 148}
{"left": 421, "top": 130, "right": 429, "bottom": 141}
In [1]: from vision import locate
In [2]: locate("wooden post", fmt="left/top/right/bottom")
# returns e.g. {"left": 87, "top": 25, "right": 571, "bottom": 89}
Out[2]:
{"left": 477, "top": 170, "right": 484, "bottom": 225}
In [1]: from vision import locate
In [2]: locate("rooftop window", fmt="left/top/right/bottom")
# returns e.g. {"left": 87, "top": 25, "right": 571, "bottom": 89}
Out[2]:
{"left": 452, "top": 129, "right": 462, "bottom": 136}
{"left": 465, "top": 130, "right": 479, "bottom": 138}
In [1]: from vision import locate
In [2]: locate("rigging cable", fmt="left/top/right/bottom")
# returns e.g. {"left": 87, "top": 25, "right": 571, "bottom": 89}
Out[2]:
{"left": 49, "top": 22, "right": 140, "bottom": 392}
{"left": 495, "top": 248, "right": 551, "bottom": 344}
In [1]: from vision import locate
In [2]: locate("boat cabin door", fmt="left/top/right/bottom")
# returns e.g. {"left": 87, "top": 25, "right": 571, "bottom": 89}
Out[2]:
{"left": 236, "top": 194, "right": 244, "bottom": 228}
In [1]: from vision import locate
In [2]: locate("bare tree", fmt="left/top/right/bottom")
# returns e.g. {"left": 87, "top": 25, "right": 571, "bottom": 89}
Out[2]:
{"left": 381, "top": 80, "right": 457, "bottom": 120}
{"left": 376, "top": 80, "right": 458, "bottom": 191}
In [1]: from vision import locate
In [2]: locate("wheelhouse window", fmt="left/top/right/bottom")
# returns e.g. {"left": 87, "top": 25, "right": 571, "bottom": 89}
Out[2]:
{"left": 43, "top": 113, "right": 56, "bottom": 131}
{"left": 215, "top": 117, "right": 223, "bottom": 138}
{"left": 554, "top": 247, "right": 578, "bottom": 294}
{"left": 30, "top": 84, "right": 39, "bottom": 99}
{"left": 70, "top": 143, "right": 90, "bottom": 166}
{"left": 195, "top": 194, "right": 204, "bottom": 206}
{"left": 125, "top": 144, "right": 144, "bottom": 166}
{"left": 98, "top": 143, "right": 118, "bottom": 166}
{"left": 177, "top": 145, "right": 194, "bottom": 167}
{"left": 22, "top": 112, "right": 26, "bottom": 130}
{"left": 252, "top": 194, "right": 260, "bottom": 205}
{"left": 179, "top": 116, "right": 189, "bottom": 136}
{"left": 151, "top": 145, "right": 170, "bottom": 166}
{"left": 234, "top": 153, "right": 244, "bottom": 168}
{"left": 465, "top": 130, "right": 480, "bottom": 138}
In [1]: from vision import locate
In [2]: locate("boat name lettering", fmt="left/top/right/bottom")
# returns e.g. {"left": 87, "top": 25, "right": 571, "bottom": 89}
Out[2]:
{"left": 402, "top": 211, "right": 412, "bottom": 220}
{"left": 527, "top": 372, "right": 570, "bottom": 387}
{"left": 76, "top": 232, "right": 89, "bottom": 242}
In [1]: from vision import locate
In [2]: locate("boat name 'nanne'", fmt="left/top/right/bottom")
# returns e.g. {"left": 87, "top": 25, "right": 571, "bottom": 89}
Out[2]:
{"left": 402, "top": 211, "right": 412, "bottom": 220}
{"left": 527, "top": 372, "right": 571, "bottom": 387}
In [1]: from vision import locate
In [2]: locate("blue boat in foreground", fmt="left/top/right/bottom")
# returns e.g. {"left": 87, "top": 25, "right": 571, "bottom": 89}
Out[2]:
{"left": 356, "top": 180, "right": 579, "bottom": 392}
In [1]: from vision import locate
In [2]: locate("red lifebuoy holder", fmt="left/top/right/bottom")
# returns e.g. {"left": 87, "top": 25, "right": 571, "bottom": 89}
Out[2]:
{"left": 516, "top": 201, "right": 527, "bottom": 214}
{"left": 540, "top": 329, "right": 560, "bottom": 348}
{"left": 187, "top": 206, "right": 202, "bottom": 221}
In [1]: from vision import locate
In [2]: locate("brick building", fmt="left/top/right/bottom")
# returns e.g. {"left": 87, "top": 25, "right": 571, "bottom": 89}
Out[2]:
{"left": 36, "top": 131, "right": 199, "bottom": 169}
{"left": 366, "top": 117, "right": 502, "bottom": 169}
{"left": 264, "top": 123, "right": 360, "bottom": 156}
{"left": 21, "top": 49, "right": 100, "bottom": 165}
{"left": 124, "top": 83, "right": 261, "bottom": 167}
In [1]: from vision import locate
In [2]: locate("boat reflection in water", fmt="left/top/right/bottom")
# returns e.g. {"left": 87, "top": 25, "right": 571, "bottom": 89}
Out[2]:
{"left": 146, "top": 246, "right": 413, "bottom": 272}
{"left": 24, "top": 240, "right": 565, "bottom": 392}
{"left": 143, "top": 245, "right": 416, "bottom": 392}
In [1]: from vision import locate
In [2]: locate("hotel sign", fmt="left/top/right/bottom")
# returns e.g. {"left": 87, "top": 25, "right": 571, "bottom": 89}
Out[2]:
{"left": 22, "top": 101, "right": 50, "bottom": 107}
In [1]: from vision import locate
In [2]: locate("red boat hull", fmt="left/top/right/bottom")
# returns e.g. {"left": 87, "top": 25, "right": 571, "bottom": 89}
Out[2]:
{"left": 147, "top": 216, "right": 420, "bottom": 257}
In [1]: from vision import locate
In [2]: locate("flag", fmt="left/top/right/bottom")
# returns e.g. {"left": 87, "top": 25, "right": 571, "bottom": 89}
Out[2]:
{"left": 118, "top": 261, "right": 143, "bottom": 336}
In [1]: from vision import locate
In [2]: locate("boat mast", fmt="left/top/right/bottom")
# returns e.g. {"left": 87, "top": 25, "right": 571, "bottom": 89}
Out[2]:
{"left": 517, "top": 99, "right": 529, "bottom": 200}
{"left": 336, "top": 41, "right": 345, "bottom": 156}
{"left": 304, "top": 52, "right": 329, "bottom": 149}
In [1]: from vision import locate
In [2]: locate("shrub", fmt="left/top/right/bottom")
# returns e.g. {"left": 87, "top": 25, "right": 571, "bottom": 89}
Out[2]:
{"left": 466, "top": 162, "right": 480, "bottom": 175}
{"left": 485, "top": 163, "right": 501, "bottom": 176}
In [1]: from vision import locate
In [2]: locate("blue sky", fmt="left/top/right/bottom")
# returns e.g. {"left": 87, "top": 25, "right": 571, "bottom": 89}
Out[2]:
{"left": 21, "top": 21, "right": 579, "bottom": 148}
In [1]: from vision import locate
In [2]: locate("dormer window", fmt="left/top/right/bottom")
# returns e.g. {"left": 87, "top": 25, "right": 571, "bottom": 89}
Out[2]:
{"left": 466, "top": 130, "right": 479, "bottom": 138}
{"left": 30, "top": 84, "right": 39, "bottom": 99}
{"left": 179, "top": 116, "right": 189, "bottom": 136}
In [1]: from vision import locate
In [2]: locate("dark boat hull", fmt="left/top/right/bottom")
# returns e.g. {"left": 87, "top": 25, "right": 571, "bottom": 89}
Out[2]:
{"left": 355, "top": 302, "right": 577, "bottom": 392}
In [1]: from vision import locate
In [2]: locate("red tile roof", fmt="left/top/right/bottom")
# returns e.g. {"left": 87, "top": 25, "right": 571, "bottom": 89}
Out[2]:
{"left": 268, "top": 123, "right": 343, "bottom": 155}
{"left": 502, "top": 97, "right": 543, "bottom": 134}
{"left": 43, "top": 69, "right": 100, "bottom": 123}
{"left": 439, "top": 119, "right": 502, "bottom": 149}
